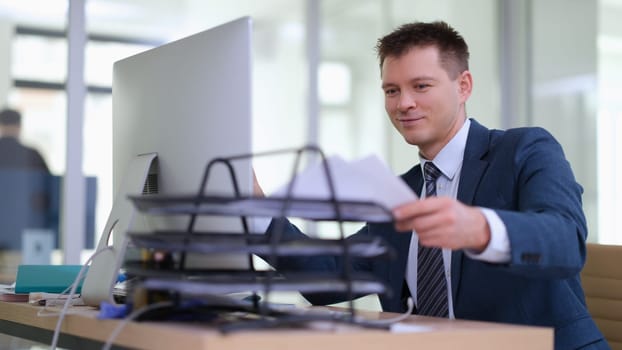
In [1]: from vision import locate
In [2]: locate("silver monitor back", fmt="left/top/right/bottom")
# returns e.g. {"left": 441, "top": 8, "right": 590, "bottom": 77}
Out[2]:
{"left": 114, "top": 16, "right": 252, "bottom": 200}
{"left": 114, "top": 15, "right": 253, "bottom": 257}
{"left": 83, "top": 17, "right": 254, "bottom": 306}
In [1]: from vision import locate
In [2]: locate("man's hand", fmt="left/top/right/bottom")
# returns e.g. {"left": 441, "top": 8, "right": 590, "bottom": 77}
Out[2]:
{"left": 392, "top": 197, "right": 490, "bottom": 252}
{"left": 253, "top": 169, "right": 265, "bottom": 197}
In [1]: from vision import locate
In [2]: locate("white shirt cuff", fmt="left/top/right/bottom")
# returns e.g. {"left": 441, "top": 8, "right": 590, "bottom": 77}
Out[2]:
{"left": 464, "top": 208, "right": 511, "bottom": 263}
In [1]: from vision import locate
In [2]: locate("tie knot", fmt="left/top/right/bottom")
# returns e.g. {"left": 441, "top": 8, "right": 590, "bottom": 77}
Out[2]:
{"left": 424, "top": 162, "right": 442, "bottom": 183}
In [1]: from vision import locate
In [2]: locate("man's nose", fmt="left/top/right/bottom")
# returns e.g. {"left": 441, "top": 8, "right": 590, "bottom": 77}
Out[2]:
{"left": 396, "top": 91, "right": 417, "bottom": 111}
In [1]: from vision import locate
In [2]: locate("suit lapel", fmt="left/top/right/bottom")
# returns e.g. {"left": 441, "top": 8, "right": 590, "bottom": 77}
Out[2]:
{"left": 401, "top": 164, "right": 424, "bottom": 197}
{"left": 457, "top": 119, "right": 490, "bottom": 205}
{"left": 400, "top": 119, "right": 491, "bottom": 204}
{"left": 451, "top": 119, "right": 491, "bottom": 305}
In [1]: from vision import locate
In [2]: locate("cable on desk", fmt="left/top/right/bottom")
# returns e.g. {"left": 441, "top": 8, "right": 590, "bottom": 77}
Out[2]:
{"left": 36, "top": 279, "right": 92, "bottom": 317}
{"left": 100, "top": 294, "right": 412, "bottom": 346}
{"left": 46, "top": 246, "right": 114, "bottom": 350}
{"left": 218, "top": 298, "right": 415, "bottom": 333}
{"left": 352, "top": 297, "right": 414, "bottom": 327}
{"left": 102, "top": 301, "right": 174, "bottom": 350}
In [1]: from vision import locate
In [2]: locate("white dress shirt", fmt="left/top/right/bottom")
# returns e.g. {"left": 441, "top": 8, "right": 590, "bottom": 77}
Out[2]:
{"left": 404, "top": 119, "right": 511, "bottom": 319}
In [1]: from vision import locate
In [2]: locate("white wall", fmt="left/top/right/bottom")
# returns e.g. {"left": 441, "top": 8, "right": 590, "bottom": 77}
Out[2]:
{"left": 0, "top": 18, "right": 11, "bottom": 107}
{"left": 531, "top": 0, "right": 598, "bottom": 240}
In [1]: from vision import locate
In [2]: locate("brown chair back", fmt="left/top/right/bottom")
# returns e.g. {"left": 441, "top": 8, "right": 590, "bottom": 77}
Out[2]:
{"left": 582, "top": 243, "right": 622, "bottom": 349}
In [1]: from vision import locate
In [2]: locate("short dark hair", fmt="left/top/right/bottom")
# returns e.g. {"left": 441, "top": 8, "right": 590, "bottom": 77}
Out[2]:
{"left": 375, "top": 21, "right": 470, "bottom": 79}
{"left": 0, "top": 108, "right": 21, "bottom": 126}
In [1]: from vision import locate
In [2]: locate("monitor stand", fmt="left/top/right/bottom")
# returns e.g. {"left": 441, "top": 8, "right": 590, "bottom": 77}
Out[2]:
{"left": 81, "top": 153, "right": 157, "bottom": 307}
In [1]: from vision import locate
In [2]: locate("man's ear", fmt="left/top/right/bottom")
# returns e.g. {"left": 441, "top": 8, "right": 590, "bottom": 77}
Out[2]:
{"left": 458, "top": 70, "right": 473, "bottom": 102}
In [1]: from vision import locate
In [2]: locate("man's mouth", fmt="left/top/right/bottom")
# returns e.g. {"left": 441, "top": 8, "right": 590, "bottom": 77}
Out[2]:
{"left": 397, "top": 115, "right": 424, "bottom": 126}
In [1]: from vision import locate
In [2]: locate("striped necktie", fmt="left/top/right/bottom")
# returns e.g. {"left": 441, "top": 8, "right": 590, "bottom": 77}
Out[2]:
{"left": 416, "top": 162, "right": 449, "bottom": 317}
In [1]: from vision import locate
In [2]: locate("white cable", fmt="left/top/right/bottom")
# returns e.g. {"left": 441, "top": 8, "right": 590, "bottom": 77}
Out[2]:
{"left": 37, "top": 284, "right": 89, "bottom": 318}
{"left": 48, "top": 246, "right": 114, "bottom": 350}
{"left": 278, "top": 297, "right": 415, "bottom": 328}
{"left": 102, "top": 301, "right": 174, "bottom": 350}
{"left": 37, "top": 278, "right": 96, "bottom": 318}
{"left": 352, "top": 297, "right": 415, "bottom": 326}
{"left": 36, "top": 298, "right": 85, "bottom": 317}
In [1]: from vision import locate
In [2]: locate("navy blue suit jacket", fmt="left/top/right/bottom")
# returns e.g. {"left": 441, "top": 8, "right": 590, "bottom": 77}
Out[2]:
{"left": 270, "top": 119, "right": 605, "bottom": 349}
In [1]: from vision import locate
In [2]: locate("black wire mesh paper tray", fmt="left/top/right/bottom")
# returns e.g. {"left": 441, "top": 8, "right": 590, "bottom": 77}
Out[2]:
{"left": 127, "top": 194, "right": 394, "bottom": 223}
{"left": 125, "top": 268, "right": 389, "bottom": 297}
{"left": 127, "top": 230, "right": 395, "bottom": 258}
{"left": 121, "top": 146, "right": 401, "bottom": 330}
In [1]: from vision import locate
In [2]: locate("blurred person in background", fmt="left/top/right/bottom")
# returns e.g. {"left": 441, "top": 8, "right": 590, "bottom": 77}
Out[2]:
{"left": 0, "top": 108, "right": 50, "bottom": 173}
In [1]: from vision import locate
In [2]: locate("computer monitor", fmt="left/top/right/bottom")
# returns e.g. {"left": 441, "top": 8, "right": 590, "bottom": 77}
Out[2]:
{"left": 113, "top": 15, "right": 254, "bottom": 262}
{"left": 81, "top": 17, "right": 254, "bottom": 306}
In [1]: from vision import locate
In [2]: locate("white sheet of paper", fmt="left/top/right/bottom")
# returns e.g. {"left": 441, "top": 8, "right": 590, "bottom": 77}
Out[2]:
{"left": 350, "top": 155, "right": 418, "bottom": 209}
{"left": 270, "top": 154, "right": 417, "bottom": 211}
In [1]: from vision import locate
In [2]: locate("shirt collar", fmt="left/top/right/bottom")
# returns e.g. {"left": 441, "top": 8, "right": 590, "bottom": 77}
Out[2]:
{"left": 419, "top": 118, "right": 470, "bottom": 181}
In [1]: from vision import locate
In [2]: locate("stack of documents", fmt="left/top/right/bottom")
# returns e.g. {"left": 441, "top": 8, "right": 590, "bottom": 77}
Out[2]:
{"left": 268, "top": 155, "right": 417, "bottom": 220}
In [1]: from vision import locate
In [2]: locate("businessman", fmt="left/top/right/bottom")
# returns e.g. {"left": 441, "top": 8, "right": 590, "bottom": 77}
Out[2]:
{"left": 264, "top": 21, "right": 607, "bottom": 349}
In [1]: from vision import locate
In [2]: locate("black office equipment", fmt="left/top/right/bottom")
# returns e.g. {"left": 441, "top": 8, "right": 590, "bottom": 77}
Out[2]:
{"left": 124, "top": 146, "right": 397, "bottom": 331}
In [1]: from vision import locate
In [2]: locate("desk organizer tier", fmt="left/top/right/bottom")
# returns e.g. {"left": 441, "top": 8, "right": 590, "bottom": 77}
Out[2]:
{"left": 124, "top": 146, "right": 396, "bottom": 331}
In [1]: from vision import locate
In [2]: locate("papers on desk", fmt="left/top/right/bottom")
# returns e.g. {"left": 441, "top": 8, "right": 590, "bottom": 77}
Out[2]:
{"left": 0, "top": 284, "right": 84, "bottom": 305}
{"left": 28, "top": 292, "right": 85, "bottom": 306}
{"left": 267, "top": 154, "right": 417, "bottom": 221}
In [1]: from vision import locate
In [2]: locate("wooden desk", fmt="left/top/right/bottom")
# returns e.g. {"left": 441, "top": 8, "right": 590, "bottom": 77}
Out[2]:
{"left": 0, "top": 301, "right": 553, "bottom": 350}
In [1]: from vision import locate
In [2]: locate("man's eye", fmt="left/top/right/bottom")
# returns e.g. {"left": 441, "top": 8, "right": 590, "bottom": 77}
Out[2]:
{"left": 384, "top": 89, "right": 398, "bottom": 96}
{"left": 415, "top": 84, "right": 430, "bottom": 90}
